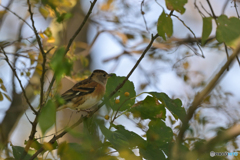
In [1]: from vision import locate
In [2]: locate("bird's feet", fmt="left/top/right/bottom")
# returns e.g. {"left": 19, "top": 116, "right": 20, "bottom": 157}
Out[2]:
{"left": 76, "top": 109, "right": 92, "bottom": 114}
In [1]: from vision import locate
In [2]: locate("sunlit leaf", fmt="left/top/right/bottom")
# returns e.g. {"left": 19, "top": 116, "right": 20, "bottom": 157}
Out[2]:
{"left": 104, "top": 75, "right": 136, "bottom": 111}
{"left": 165, "top": 0, "right": 188, "bottom": 14}
{"left": 183, "top": 62, "right": 189, "bottom": 69}
{"left": 24, "top": 139, "right": 42, "bottom": 151}
{"left": 1, "top": 84, "right": 6, "bottom": 92}
{"left": 26, "top": 71, "right": 31, "bottom": 77}
{"left": 38, "top": 100, "right": 56, "bottom": 135}
{"left": 157, "top": 11, "right": 173, "bottom": 40}
{"left": 39, "top": 6, "right": 49, "bottom": 19}
{"left": 201, "top": 17, "right": 212, "bottom": 45}
{"left": 216, "top": 15, "right": 240, "bottom": 46}
{"left": 43, "top": 27, "right": 52, "bottom": 38}
{"left": 3, "top": 93, "right": 11, "bottom": 101}
{"left": 0, "top": 92, "right": 3, "bottom": 101}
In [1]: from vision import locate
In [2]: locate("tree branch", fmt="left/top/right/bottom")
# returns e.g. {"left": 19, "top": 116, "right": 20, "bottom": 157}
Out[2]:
{"left": 27, "top": 0, "right": 46, "bottom": 109}
{"left": 45, "top": 0, "right": 98, "bottom": 104}
{"left": 1, "top": 47, "right": 37, "bottom": 114}
{"left": 30, "top": 33, "right": 159, "bottom": 159}
{"left": 178, "top": 42, "right": 240, "bottom": 142}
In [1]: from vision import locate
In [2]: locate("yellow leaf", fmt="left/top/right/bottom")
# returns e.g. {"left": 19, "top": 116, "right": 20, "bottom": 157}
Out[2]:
{"left": 36, "top": 64, "right": 42, "bottom": 75}
{"left": 100, "top": 0, "right": 114, "bottom": 11}
{"left": 28, "top": 52, "right": 37, "bottom": 65}
{"left": 43, "top": 142, "right": 54, "bottom": 151}
{"left": 39, "top": 33, "right": 45, "bottom": 39}
{"left": 1, "top": 85, "right": 6, "bottom": 92}
{"left": 183, "top": 62, "right": 189, "bottom": 69}
{"left": 113, "top": 31, "right": 128, "bottom": 44}
{"left": 47, "top": 37, "right": 55, "bottom": 43}
{"left": 0, "top": 92, "right": 3, "bottom": 101}
{"left": 0, "top": 11, "right": 7, "bottom": 19}
{"left": 39, "top": 6, "right": 49, "bottom": 19}
{"left": 3, "top": 93, "right": 11, "bottom": 101}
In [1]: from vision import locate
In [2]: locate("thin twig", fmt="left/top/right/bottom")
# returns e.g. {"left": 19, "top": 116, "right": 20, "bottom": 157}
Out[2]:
{"left": 221, "top": 0, "right": 229, "bottom": 15}
{"left": 141, "top": 0, "right": 149, "bottom": 32}
{"left": 27, "top": 0, "right": 46, "bottom": 109}
{"left": 65, "top": 0, "right": 97, "bottom": 55}
{"left": 194, "top": 0, "right": 206, "bottom": 17}
{"left": 172, "top": 14, "right": 204, "bottom": 58}
{"left": 0, "top": 4, "right": 34, "bottom": 31}
{"left": 45, "top": 0, "right": 98, "bottom": 103}
{"left": 30, "top": 33, "right": 159, "bottom": 159}
{"left": 1, "top": 47, "right": 37, "bottom": 114}
{"left": 206, "top": 0, "right": 217, "bottom": 21}
{"left": 233, "top": 0, "right": 240, "bottom": 18}
{"left": 178, "top": 42, "right": 240, "bottom": 142}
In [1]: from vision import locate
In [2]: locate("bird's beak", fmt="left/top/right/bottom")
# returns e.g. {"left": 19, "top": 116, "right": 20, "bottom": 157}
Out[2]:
{"left": 108, "top": 73, "right": 114, "bottom": 78}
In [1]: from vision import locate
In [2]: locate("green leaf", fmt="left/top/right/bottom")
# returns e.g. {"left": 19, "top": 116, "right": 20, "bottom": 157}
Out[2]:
{"left": 99, "top": 124, "right": 129, "bottom": 150}
{"left": 57, "top": 13, "right": 72, "bottom": 23}
{"left": 50, "top": 47, "right": 73, "bottom": 82}
{"left": 149, "top": 92, "right": 186, "bottom": 122}
{"left": 216, "top": 15, "right": 240, "bottom": 46}
{"left": 39, "top": 6, "right": 49, "bottom": 19}
{"left": 99, "top": 124, "right": 140, "bottom": 159}
{"left": 114, "top": 125, "right": 146, "bottom": 148}
{"left": 201, "top": 17, "right": 212, "bottom": 45}
{"left": 43, "top": 27, "right": 52, "bottom": 38}
{"left": 104, "top": 75, "right": 136, "bottom": 111}
{"left": 157, "top": 11, "right": 173, "bottom": 40}
{"left": 0, "top": 78, "right": 3, "bottom": 83}
{"left": 147, "top": 119, "right": 173, "bottom": 148}
{"left": 12, "top": 146, "right": 32, "bottom": 160}
{"left": 38, "top": 100, "right": 56, "bottom": 135}
{"left": 165, "top": 0, "right": 188, "bottom": 14}
{"left": 24, "top": 139, "right": 42, "bottom": 151}
{"left": 139, "top": 143, "right": 166, "bottom": 160}
{"left": 130, "top": 96, "right": 166, "bottom": 120}
{"left": 0, "top": 92, "right": 3, "bottom": 101}
{"left": 58, "top": 142, "right": 84, "bottom": 160}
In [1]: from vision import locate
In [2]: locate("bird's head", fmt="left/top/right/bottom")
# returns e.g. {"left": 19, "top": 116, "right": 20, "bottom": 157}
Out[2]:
{"left": 90, "top": 70, "right": 113, "bottom": 86}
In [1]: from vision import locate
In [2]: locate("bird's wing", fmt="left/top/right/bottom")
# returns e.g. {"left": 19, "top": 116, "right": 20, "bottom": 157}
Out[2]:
{"left": 61, "top": 79, "right": 96, "bottom": 102}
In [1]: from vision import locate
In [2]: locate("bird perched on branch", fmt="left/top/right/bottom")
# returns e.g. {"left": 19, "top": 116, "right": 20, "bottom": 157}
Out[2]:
{"left": 57, "top": 70, "right": 113, "bottom": 112}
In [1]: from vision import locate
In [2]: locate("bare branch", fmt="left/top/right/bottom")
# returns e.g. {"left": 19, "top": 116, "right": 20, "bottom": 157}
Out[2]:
{"left": 172, "top": 14, "right": 204, "bottom": 58}
{"left": 0, "top": 4, "right": 33, "bottom": 31}
{"left": 178, "top": 42, "right": 240, "bottom": 142}
{"left": 141, "top": 0, "right": 149, "bottom": 32}
{"left": 27, "top": 0, "right": 47, "bottom": 109}
{"left": 1, "top": 47, "right": 37, "bottom": 114}
{"left": 233, "top": 0, "right": 240, "bottom": 18}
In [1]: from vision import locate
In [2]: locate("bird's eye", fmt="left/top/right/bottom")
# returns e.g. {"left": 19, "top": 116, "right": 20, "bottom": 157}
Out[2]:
{"left": 103, "top": 74, "right": 106, "bottom": 77}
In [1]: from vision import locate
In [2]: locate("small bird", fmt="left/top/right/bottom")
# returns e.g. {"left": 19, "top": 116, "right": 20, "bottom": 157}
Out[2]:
{"left": 57, "top": 70, "right": 113, "bottom": 112}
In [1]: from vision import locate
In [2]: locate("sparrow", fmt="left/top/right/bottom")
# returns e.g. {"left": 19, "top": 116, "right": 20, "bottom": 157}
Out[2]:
{"left": 57, "top": 70, "right": 113, "bottom": 111}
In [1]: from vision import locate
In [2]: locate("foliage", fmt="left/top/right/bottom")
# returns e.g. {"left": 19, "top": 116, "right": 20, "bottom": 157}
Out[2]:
{"left": 0, "top": 0, "right": 240, "bottom": 160}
